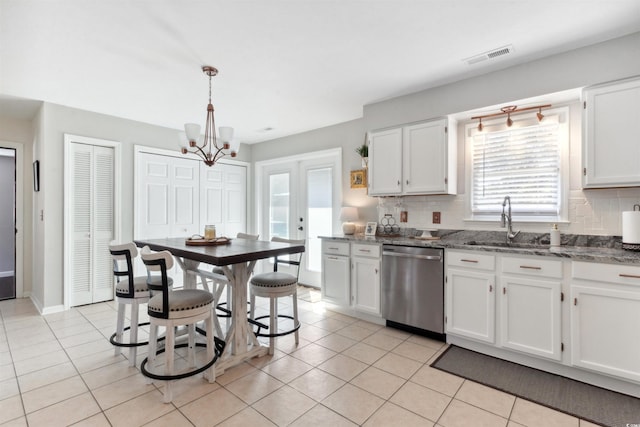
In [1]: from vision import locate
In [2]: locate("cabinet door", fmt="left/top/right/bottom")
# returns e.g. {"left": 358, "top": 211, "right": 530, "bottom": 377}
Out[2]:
{"left": 500, "top": 276, "right": 562, "bottom": 360}
{"left": 403, "top": 119, "right": 448, "bottom": 194}
{"left": 583, "top": 78, "right": 640, "bottom": 188}
{"left": 368, "top": 128, "right": 402, "bottom": 195}
{"left": 571, "top": 284, "right": 640, "bottom": 382}
{"left": 321, "top": 254, "right": 350, "bottom": 306}
{"left": 446, "top": 268, "right": 495, "bottom": 343}
{"left": 352, "top": 256, "right": 381, "bottom": 316}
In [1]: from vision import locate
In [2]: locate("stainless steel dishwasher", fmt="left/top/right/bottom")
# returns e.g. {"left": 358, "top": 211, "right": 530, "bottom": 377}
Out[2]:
{"left": 381, "top": 245, "right": 444, "bottom": 335}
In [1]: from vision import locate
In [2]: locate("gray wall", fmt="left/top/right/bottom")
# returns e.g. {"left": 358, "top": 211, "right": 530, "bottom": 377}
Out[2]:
{"left": 251, "top": 118, "right": 378, "bottom": 223}
{"left": 363, "top": 32, "right": 640, "bottom": 129}
{"left": 257, "top": 31, "right": 640, "bottom": 227}
{"left": 36, "top": 103, "right": 251, "bottom": 310}
{"left": 10, "top": 30, "right": 640, "bottom": 312}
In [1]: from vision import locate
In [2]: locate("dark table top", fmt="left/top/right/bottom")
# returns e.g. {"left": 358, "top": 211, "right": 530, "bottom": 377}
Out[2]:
{"left": 134, "top": 237, "right": 305, "bottom": 266}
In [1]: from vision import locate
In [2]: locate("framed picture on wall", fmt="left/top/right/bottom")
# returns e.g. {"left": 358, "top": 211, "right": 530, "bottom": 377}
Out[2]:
{"left": 33, "top": 160, "right": 40, "bottom": 192}
{"left": 350, "top": 169, "right": 367, "bottom": 189}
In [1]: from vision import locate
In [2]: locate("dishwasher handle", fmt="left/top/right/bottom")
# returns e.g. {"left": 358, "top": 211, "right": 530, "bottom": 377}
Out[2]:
{"left": 382, "top": 251, "right": 442, "bottom": 261}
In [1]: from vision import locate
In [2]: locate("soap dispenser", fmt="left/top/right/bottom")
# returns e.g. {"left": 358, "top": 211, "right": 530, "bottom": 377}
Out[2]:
{"left": 550, "top": 224, "right": 561, "bottom": 247}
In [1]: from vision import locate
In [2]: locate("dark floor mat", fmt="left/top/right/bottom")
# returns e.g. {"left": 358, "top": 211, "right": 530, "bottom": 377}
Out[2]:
{"left": 431, "top": 345, "right": 640, "bottom": 427}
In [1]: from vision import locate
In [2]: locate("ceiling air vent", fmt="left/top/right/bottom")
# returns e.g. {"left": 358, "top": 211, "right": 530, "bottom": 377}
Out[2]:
{"left": 464, "top": 45, "right": 514, "bottom": 65}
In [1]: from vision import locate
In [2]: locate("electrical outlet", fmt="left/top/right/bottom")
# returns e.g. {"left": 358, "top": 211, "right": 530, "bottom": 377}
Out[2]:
{"left": 433, "top": 211, "right": 441, "bottom": 224}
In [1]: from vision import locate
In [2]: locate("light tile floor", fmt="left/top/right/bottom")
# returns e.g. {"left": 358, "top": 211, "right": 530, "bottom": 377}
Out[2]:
{"left": 0, "top": 287, "right": 601, "bottom": 427}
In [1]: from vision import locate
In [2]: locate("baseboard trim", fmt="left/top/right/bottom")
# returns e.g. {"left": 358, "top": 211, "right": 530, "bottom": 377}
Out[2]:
{"left": 29, "top": 295, "right": 65, "bottom": 315}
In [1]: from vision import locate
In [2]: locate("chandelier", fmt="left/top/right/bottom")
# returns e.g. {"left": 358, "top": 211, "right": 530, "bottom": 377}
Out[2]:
{"left": 180, "top": 66, "right": 237, "bottom": 166}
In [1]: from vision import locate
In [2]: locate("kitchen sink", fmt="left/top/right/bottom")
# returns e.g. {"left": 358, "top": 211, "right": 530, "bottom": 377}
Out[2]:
{"left": 463, "top": 241, "right": 548, "bottom": 249}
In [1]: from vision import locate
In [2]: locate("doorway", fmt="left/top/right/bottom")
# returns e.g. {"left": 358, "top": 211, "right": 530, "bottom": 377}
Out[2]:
{"left": 257, "top": 149, "right": 342, "bottom": 288}
{"left": 0, "top": 148, "right": 16, "bottom": 300}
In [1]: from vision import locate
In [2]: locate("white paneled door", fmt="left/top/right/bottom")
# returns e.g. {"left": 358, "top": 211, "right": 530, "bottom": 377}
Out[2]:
{"left": 200, "top": 162, "right": 247, "bottom": 238}
{"left": 66, "top": 139, "right": 117, "bottom": 307}
{"left": 137, "top": 152, "right": 247, "bottom": 239}
{"left": 137, "top": 153, "right": 200, "bottom": 239}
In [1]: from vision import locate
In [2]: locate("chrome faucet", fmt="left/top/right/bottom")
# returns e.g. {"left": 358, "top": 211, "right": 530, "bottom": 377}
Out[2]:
{"left": 501, "top": 196, "right": 520, "bottom": 244}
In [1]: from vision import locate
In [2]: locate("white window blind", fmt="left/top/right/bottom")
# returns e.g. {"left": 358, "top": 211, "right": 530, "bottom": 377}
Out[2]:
{"left": 471, "top": 120, "right": 560, "bottom": 216}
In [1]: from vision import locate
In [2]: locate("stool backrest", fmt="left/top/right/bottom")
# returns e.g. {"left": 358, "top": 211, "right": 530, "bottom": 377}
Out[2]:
{"left": 140, "top": 247, "right": 174, "bottom": 319}
{"left": 237, "top": 232, "right": 259, "bottom": 240}
{"left": 109, "top": 242, "right": 138, "bottom": 296}
{"left": 271, "top": 237, "right": 305, "bottom": 278}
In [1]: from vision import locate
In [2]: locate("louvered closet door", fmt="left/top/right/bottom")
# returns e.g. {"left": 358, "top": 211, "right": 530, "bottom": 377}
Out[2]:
{"left": 69, "top": 143, "right": 114, "bottom": 306}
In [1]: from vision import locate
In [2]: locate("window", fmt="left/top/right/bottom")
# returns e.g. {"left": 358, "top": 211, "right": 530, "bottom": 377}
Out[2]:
{"left": 468, "top": 109, "right": 567, "bottom": 221}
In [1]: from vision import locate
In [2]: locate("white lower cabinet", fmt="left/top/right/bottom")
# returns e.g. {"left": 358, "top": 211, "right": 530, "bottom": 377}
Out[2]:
{"left": 446, "top": 251, "right": 496, "bottom": 343}
{"left": 446, "top": 251, "right": 562, "bottom": 360}
{"left": 321, "top": 241, "right": 350, "bottom": 306}
{"left": 352, "top": 255, "right": 381, "bottom": 316}
{"left": 321, "top": 240, "right": 382, "bottom": 320}
{"left": 571, "top": 261, "right": 640, "bottom": 382}
{"left": 500, "top": 256, "right": 562, "bottom": 361}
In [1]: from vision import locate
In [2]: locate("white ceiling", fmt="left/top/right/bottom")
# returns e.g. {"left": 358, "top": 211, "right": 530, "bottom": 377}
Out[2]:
{"left": 1, "top": 0, "right": 640, "bottom": 144}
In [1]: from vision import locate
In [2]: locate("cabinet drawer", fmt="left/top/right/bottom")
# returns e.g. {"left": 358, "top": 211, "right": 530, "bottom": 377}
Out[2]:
{"left": 322, "top": 241, "right": 350, "bottom": 256}
{"left": 502, "top": 256, "right": 562, "bottom": 279}
{"left": 573, "top": 261, "right": 640, "bottom": 287}
{"left": 352, "top": 243, "right": 381, "bottom": 258}
{"left": 446, "top": 250, "right": 495, "bottom": 271}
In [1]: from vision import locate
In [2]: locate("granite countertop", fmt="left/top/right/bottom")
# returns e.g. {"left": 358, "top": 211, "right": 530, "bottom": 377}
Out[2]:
{"left": 320, "top": 229, "right": 640, "bottom": 265}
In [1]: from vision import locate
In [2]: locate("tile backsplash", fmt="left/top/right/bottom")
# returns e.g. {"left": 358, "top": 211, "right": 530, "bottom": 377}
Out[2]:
{"left": 374, "top": 188, "right": 640, "bottom": 237}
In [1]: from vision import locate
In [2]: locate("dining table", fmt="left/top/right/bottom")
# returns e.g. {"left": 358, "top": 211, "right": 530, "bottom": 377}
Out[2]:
{"left": 134, "top": 236, "right": 305, "bottom": 374}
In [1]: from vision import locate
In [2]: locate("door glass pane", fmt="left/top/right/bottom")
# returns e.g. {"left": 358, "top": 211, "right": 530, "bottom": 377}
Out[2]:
{"left": 307, "top": 167, "right": 332, "bottom": 272}
{"left": 269, "top": 172, "right": 290, "bottom": 239}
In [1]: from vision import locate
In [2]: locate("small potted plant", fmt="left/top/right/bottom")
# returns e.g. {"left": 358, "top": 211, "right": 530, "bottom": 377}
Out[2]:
{"left": 355, "top": 139, "right": 368, "bottom": 168}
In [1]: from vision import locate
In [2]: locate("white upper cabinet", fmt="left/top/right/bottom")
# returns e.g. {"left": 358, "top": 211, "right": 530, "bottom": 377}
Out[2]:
{"left": 368, "top": 118, "right": 456, "bottom": 196}
{"left": 583, "top": 76, "right": 640, "bottom": 188}
{"left": 368, "top": 127, "right": 403, "bottom": 195}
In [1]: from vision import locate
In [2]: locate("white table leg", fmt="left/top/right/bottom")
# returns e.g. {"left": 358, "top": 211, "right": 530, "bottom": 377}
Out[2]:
{"left": 174, "top": 257, "right": 200, "bottom": 289}
{"left": 171, "top": 256, "right": 267, "bottom": 374}
{"left": 215, "top": 260, "right": 266, "bottom": 374}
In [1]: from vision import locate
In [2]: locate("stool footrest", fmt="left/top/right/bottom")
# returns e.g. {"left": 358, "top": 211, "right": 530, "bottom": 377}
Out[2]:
{"left": 251, "top": 314, "right": 300, "bottom": 338}
{"left": 140, "top": 337, "right": 226, "bottom": 381}
{"left": 109, "top": 322, "right": 164, "bottom": 348}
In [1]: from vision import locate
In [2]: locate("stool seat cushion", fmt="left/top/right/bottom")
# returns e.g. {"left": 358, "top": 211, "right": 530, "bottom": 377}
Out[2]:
{"left": 148, "top": 289, "right": 214, "bottom": 317}
{"left": 115, "top": 276, "right": 150, "bottom": 297}
{"left": 251, "top": 272, "right": 297, "bottom": 288}
{"left": 211, "top": 266, "right": 225, "bottom": 275}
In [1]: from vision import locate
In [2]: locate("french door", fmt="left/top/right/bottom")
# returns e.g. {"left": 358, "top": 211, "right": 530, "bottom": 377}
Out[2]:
{"left": 258, "top": 150, "right": 341, "bottom": 287}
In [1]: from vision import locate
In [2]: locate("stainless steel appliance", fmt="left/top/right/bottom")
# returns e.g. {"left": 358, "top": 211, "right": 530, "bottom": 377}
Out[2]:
{"left": 382, "top": 245, "right": 444, "bottom": 335}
